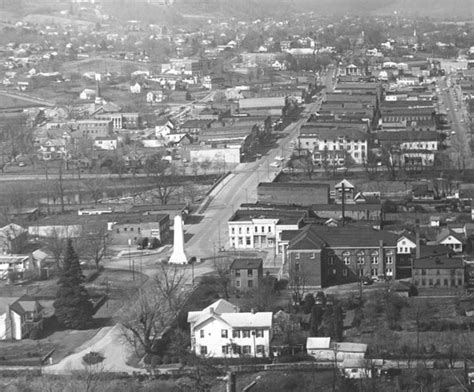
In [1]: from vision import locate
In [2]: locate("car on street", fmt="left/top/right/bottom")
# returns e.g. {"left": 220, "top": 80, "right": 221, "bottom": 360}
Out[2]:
{"left": 270, "top": 161, "right": 281, "bottom": 168}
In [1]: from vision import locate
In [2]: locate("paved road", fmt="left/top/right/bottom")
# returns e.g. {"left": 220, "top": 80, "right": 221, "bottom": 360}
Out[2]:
{"left": 439, "top": 76, "right": 472, "bottom": 168}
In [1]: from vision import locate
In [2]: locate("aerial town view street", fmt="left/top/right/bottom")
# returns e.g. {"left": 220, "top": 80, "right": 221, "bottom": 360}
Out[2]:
{"left": 0, "top": 0, "right": 473, "bottom": 390}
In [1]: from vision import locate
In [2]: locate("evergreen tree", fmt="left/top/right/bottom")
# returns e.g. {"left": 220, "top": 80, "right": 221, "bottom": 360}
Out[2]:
{"left": 53, "top": 240, "right": 93, "bottom": 329}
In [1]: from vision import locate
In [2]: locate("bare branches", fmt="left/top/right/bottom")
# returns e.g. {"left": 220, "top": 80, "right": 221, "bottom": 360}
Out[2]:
{"left": 121, "top": 263, "right": 187, "bottom": 355}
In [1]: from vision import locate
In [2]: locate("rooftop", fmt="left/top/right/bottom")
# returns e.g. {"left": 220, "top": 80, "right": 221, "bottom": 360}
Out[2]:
{"left": 230, "top": 258, "right": 263, "bottom": 270}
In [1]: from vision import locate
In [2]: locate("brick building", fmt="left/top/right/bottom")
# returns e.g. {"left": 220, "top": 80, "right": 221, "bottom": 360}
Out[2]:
{"left": 257, "top": 182, "right": 330, "bottom": 206}
{"left": 285, "top": 225, "right": 398, "bottom": 289}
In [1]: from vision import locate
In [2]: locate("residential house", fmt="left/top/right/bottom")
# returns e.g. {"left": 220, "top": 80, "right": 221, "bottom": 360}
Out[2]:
{"left": 0, "top": 255, "right": 29, "bottom": 280}
{"left": 130, "top": 82, "right": 143, "bottom": 94}
{"left": 155, "top": 118, "right": 176, "bottom": 138}
{"left": 0, "top": 295, "right": 44, "bottom": 340}
{"left": 93, "top": 136, "right": 118, "bottom": 151}
{"left": 0, "top": 224, "right": 28, "bottom": 254}
{"left": 37, "top": 138, "right": 68, "bottom": 160}
{"left": 187, "top": 299, "right": 272, "bottom": 358}
{"left": 285, "top": 225, "right": 398, "bottom": 288}
{"left": 230, "top": 258, "right": 263, "bottom": 291}
{"left": 412, "top": 245, "right": 464, "bottom": 289}
{"left": 436, "top": 229, "right": 465, "bottom": 253}
{"left": 146, "top": 90, "right": 164, "bottom": 103}
{"left": 397, "top": 234, "right": 417, "bottom": 278}
{"left": 79, "top": 88, "right": 96, "bottom": 100}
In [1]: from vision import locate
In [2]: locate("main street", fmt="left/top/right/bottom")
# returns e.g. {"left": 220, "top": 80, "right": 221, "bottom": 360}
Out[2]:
{"left": 438, "top": 76, "right": 472, "bottom": 169}
{"left": 183, "top": 67, "right": 336, "bottom": 260}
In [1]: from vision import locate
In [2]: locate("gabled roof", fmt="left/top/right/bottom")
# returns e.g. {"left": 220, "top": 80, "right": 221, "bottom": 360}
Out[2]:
{"left": 437, "top": 229, "right": 465, "bottom": 244}
{"left": 187, "top": 299, "right": 239, "bottom": 324}
{"left": 287, "top": 225, "right": 326, "bottom": 251}
{"left": 230, "top": 258, "right": 263, "bottom": 270}
{"left": 9, "top": 295, "right": 42, "bottom": 316}
{"left": 334, "top": 179, "right": 354, "bottom": 190}
{"left": 288, "top": 225, "right": 398, "bottom": 251}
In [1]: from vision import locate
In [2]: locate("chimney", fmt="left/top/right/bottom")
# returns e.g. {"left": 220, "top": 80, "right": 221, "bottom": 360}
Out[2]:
{"left": 251, "top": 308, "right": 255, "bottom": 314}
{"left": 209, "top": 307, "right": 214, "bottom": 314}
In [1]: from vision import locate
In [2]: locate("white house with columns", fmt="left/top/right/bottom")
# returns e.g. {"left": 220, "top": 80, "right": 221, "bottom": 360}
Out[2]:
{"left": 187, "top": 299, "right": 272, "bottom": 358}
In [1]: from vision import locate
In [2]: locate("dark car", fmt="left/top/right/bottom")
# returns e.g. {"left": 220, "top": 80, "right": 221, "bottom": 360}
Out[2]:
{"left": 362, "top": 277, "right": 373, "bottom": 286}
{"left": 380, "top": 368, "right": 402, "bottom": 380}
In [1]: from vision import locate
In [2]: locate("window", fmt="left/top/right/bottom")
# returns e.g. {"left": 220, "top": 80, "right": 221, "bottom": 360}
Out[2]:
{"left": 444, "top": 278, "right": 449, "bottom": 286}
{"left": 370, "top": 251, "right": 379, "bottom": 264}
{"left": 233, "top": 330, "right": 241, "bottom": 338}
{"left": 238, "top": 237, "right": 243, "bottom": 245}
{"left": 238, "top": 227, "right": 242, "bottom": 234}
{"left": 124, "top": 227, "right": 127, "bottom": 232}
{"left": 310, "top": 252, "right": 315, "bottom": 259}
{"left": 246, "top": 237, "right": 251, "bottom": 245}
{"left": 256, "top": 345, "right": 265, "bottom": 355}
{"left": 236, "top": 280, "right": 241, "bottom": 287}
{"left": 246, "top": 227, "right": 250, "bottom": 234}
{"left": 248, "top": 280, "right": 253, "bottom": 288}
{"left": 342, "top": 269, "right": 348, "bottom": 277}
{"left": 343, "top": 251, "right": 351, "bottom": 265}
{"left": 200, "top": 346, "right": 208, "bottom": 355}
{"left": 356, "top": 251, "right": 365, "bottom": 264}
{"left": 243, "top": 330, "right": 250, "bottom": 338}
{"left": 261, "top": 226, "right": 265, "bottom": 233}
{"left": 268, "top": 226, "right": 271, "bottom": 233}
{"left": 436, "top": 269, "right": 440, "bottom": 275}
{"left": 221, "top": 329, "right": 228, "bottom": 338}
{"left": 386, "top": 251, "right": 394, "bottom": 264}
{"left": 256, "top": 329, "right": 264, "bottom": 337}
{"left": 235, "top": 270, "right": 241, "bottom": 277}
{"left": 222, "top": 345, "right": 229, "bottom": 355}
{"left": 421, "top": 269, "right": 426, "bottom": 276}
{"left": 255, "top": 226, "right": 258, "bottom": 233}
{"left": 200, "top": 330, "right": 204, "bottom": 338}
{"left": 242, "top": 345, "right": 251, "bottom": 355}
{"left": 130, "top": 227, "right": 134, "bottom": 232}
{"left": 248, "top": 269, "right": 253, "bottom": 277}
{"left": 458, "top": 278, "right": 463, "bottom": 286}
{"left": 295, "top": 253, "right": 300, "bottom": 259}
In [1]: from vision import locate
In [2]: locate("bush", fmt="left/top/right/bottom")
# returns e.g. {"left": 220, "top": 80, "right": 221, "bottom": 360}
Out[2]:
{"left": 150, "top": 355, "right": 162, "bottom": 368}
{"left": 83, "top": 351, "right": 105, "bottom": 365}
{"left": 162, "top": 355, "right": 171, "bottom": 364}
{"left": 29, "top": 327, "right": 42, "bottom": 340}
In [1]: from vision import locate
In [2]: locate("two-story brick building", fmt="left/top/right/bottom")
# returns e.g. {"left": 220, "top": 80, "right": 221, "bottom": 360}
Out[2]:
{"left": 285, "top": 225, "right": 398, "bottom": 289}
{"left": 230, "top": 258, "right": 263, "bottom": 291}
{"left": 412, "top": 245, "right": 464, "bottom": 289}
{"left": 110, "top": 214, "right": 170, "bottom": 245}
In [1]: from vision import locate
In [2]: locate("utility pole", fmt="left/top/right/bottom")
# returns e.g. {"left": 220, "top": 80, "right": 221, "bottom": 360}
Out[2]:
{"left": 341, "top": 182, "right": 345, "bottom": 226}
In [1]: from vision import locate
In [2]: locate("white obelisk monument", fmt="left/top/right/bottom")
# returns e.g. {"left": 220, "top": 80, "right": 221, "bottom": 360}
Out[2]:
{"left": 169, "top": 214, "right": 188, "bottom": 264}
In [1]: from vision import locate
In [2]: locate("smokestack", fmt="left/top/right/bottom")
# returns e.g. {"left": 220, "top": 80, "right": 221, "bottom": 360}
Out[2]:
{"left": 251, "top": 308, "right": 255, "bottom": 314}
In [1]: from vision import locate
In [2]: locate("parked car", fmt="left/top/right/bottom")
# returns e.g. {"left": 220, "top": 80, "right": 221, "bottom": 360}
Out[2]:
{"left": 362, "top": 277, "right": 373, "bottom": 286}
{"left": 270, "top": 161, "right": 280, "bottom": 168}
